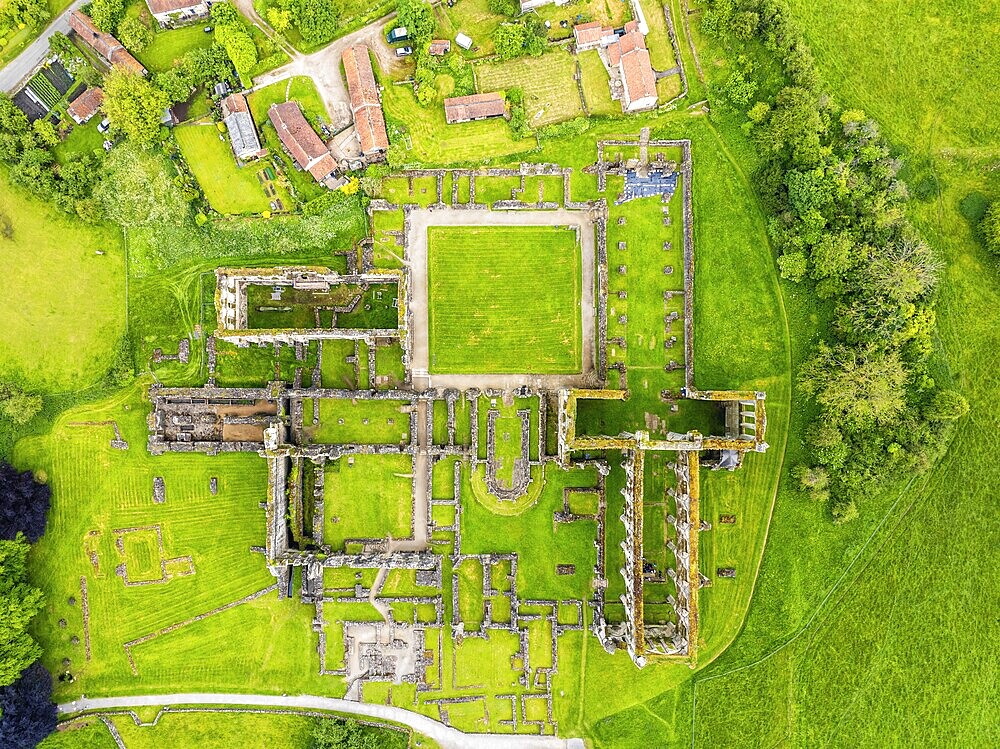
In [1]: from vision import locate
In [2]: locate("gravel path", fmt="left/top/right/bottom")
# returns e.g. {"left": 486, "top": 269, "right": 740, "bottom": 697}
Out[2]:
{"left": 60, "top": 693, "right": 585, "bottom": 749}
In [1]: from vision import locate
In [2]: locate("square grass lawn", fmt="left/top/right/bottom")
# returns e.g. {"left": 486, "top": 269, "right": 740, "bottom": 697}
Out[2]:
{"left": 174, "top": 124, "right": 279, "bottom": 215}
{"left": 427, "top": 226, "right": 582, "bottom": 374}
{"left": 323, "top": 454, "right": 413, "bottom": 548}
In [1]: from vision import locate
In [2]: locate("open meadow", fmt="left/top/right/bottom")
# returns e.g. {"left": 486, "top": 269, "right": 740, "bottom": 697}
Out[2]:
{"left": 426, "top": 225, "right": 582, "bottom": 374}
{"left": 0, "top": 172, "right": 125, "bottom": 391}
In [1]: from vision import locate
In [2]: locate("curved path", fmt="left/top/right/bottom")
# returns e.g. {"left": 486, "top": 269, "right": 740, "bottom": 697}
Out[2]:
{"left": 59, "top": 693, "right": 585, "bottom": 749}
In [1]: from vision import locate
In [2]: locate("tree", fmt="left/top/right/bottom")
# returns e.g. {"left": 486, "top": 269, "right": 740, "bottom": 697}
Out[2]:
{"left": 792, "top": 464, "right": 829, "bottom": 502}
{"left": 0, "top": 661, "right": 56, "bottom": 749}
{"left": 493, "top": 22, "right": 526, "bottom": 60}
{"left": 117, "top": 17, "right": 153, "bottom": 53}
{"left": 0, "top": 463, "right": 49, "bottom": 544}
{"left": 102, "top": 67, "right": 169, "bottom": 145}
{"left": 297, "top": 0, "right": 338, "bottom": 45}
{"left": 221, "top": 29, "right": 258, "bottom": 74}
{"left": 88, "top": 0, "right": 125, "bottom": 33}
{"left": 0, "top": 537, "right": 44, "bottom": 687}
{"left": 48, "top": 30, "right": 75, "bottom": 58}
{"left": 311, "top": 716, "right": 396, "bottom": 749}
{"left": 0, "top": 384, "right": 43, "bottom": 427}
{"left": 395, "top": 0, "right": 434, "bottom": 48}
{"left": 266, "top": 7, "right": 291, "bottom": 33}
{"left": 981, "top": 201, "right": 1000, "bottom": 255}
{"left": 777, "top": 250, "right": 806, "bottom": 281}
{"left": 831, "top": 497, "right": 858, "bottom": 525}
{"left": 863, "top": 235, "right": 940, "bottom": 304}
{"left": 488, "top": 0, "right": 517, "bottom": 15}
{"left": 30, "top": 119, "right": 58, "bottom": 148}
{"left": 209, "top": 1, "right": 242, "bottom": 27}
{"left": 155, "top": 68, "right": 194, "bottom": 104}
{"left": 799, "top": 343, "right": 909, "bottom": 429}
{"left": 924, "top": 389, "right": 969, "bottom": 422}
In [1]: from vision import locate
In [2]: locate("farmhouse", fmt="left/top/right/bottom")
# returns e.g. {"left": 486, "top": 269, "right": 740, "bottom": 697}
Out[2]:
{"left": 443, "top": 92, "right": 505, "bottom": 124}
{"left": 144, "top": 0, "right": 212, "bottom": 28}
{"left": 607, "top": 29, "right": 657, "bottom": 113}
{"left": 573, "top": 21, "right": 615, "bottom": 52}
{"left": 342, "top": 44, "right": 389, "bottom": 158}
{"left": 267, "top": 101, "right": 338, "bottom": 186}
{"left": 69, "top": 10, "right": 147, "bottom": 76}
{"left": 220, "top": 93, "right": 266, "bottom": 162}
{"left": 428, "top": 39, "right": 451, "bottom": 56}
{"left": 67, "top": 86, "right": 103, "bottom": 124}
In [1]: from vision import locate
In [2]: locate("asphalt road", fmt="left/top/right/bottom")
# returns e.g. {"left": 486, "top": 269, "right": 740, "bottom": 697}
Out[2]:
{"left": 60, "top": 693, "right": 586, "bottom": 748}
{"left": 0, "top": 0, "right": 87, "bottom": 93}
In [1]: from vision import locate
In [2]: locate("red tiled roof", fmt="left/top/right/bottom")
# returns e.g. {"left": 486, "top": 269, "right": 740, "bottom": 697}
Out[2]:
{"left": 220, "top": 92, "right": 250, "bottom": 118}
{"left": 67, "top": 86, "right": 103, "bottom": 122}
{"left": 268, "top": 101, "right": 337, "bottom": 182}
{"left": 619, "top": 46, "right": 657, "bottom": 106}
{"left": 573, "top": 21, "right": 606, "bottom": 46}
{"left": 429, "top": 39, "right": 450, "bottom": 56}
{"left": 69, "top": 11, "right": 146, "bottom": 75}
{"left": 607, "top": 29, "right": 646, "bottom": 67}
{"left": 443, "top": 92, "right": 505, "bottom": 124}
{"left": 342, "top": 44, "right": 389, "bottom": 155}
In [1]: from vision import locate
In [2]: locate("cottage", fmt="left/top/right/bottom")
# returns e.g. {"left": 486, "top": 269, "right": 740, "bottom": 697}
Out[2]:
{"left": 67, "top": 86, "right": 103, "bottom": 124}
{"left": 607, "top": 29, "right": 657, "bottom": 113}
{"left": 342, "top": 45, "right": 389, "bottom": 158}
{"left": 69, "top": 11, "right": 146, "bottom": 75}
{"left": 443, "top": 92, "right": 505, "bottom": 124}
{"left": 144, "top": 0, "right": 212, "bottom": 28}
{"left": 428, "top": 39, "right": 451, "bottom": 56}
{"left": 220, "top": 93, "right": 266, "bottom": 162}
{"left": 268, "top": 101, "right": 338, "bottom": 186}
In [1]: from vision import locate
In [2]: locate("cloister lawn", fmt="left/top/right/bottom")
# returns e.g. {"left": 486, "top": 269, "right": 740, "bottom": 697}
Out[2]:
{"left": 323, "top": 454, "right": 413, "bottom": 549}
{"left": 427, "top": 226, "right": 582, "bottom": 374}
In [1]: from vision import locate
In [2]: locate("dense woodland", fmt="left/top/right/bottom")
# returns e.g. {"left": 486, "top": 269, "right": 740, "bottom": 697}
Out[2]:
{"left": 701, "top": 0, "right": 969, "bottom": 521}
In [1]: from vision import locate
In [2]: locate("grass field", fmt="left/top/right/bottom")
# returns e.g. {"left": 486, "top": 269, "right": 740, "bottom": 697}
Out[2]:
{"left": 135, "top": 24, "right": 214, "bottom": 73}
{"left": 311, "top": 398, "right": 411, "bottom": 444}
{"left": 637, "top": 0, "right": 678, "bottom": 71}
{"left": 248, "top": 76, "right": 329, "bottom": 130}
{"left": 323, "top": 454, "right": 413, "bottom": 548}
{"left": 175, "top": 125, "right": 279, "bottom": 215}
{"left": 578, "top": 51, "right": 618, "bottom": 116}
{"left": 381, "top": 82, "right": 531, "bottom": 165}
{"left": 0, "top": 171, "right": 125, "bottom": 391}
{"left": 426, "top": 226, "right": 582, "bottom": 374}
{"left": 474, "top": 50, "right": 584, "bottom": 127}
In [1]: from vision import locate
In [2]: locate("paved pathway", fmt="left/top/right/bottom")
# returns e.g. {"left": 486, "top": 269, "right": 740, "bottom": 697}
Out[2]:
{"left": 0, "top": 0, "right": 87, "bottom": 93}
{"left": 406, "top": 207, "right": 598, "bottom": 392}
{"left": 247, "top": 11, "right": 401, "bottom": 132}
{"left": 60, "top": 693, "right": 585, "bottom": 749}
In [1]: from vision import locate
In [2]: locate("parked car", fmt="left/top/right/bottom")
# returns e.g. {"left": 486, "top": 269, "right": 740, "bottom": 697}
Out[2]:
{"left": 203, "top": 26, "right": 212, "bottom": 33}
{"left": 396, "top": 46, "right": 413, "bottom": 57}
{"left": 387, "top": 26, "right": 408, "bottom": 43}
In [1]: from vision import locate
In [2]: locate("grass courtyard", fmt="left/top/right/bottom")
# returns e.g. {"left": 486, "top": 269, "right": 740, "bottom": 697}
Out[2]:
{"left": 426, "top": 226, "right": 583, "bottom": 374}
{"left": 323, "top": 454, "right": 413, "bottom": 549}
{"left": 175, "top": 125, "right": 286, "bottom": 215}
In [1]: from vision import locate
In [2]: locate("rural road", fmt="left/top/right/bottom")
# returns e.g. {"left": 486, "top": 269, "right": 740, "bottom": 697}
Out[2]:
{"left": 247, "top": 10, "right": 401, "bottom": 132}
{"left": 405, "top": 206, "right": 598, "bottom": 392}
{"left": 60, "top": 693, "right": 586, "bottom": 749}
{"left": 0, "top": 0, "right": 87, "bottom": 93}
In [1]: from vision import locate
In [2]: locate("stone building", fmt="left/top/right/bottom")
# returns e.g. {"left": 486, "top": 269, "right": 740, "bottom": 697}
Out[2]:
{"left": 342, "top": 44, "right": 389, "bottom": 159}
{"left": 268, "top": 101, "right": 339, "bottom": 187}
{"left": 443, "top": 92, "right": 505, "bottom": 125}
{"left": 144, "top": 0, "right": 213, "bottom": 28}
{"left": 220, "top": 93, "right": 266, "bottom": 162}
{"left": 69, "top": 11, "right": 146, "bottom": 76}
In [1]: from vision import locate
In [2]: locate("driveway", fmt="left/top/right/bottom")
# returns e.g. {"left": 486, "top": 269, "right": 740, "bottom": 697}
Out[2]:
{"left": 0, "top": 0, "right": 87, "bottom": 93}
{"left": 247, "top": 12, "right": 402, "bottom": 132}
{"left": 60, "top": 693, "right": 586, "bottom": 749}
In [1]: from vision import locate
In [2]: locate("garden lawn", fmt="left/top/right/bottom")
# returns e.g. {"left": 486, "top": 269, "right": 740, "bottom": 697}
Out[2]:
{"left": 323, "top": 454, "right": 413, "bottom": 548}
{"left": 427, "top": 226, "right": 582, "bottom": 374}
{"left": 175, "top": 124, "right": 273, "bottom": 215}
{"left": 248, "top": 76, "right": 329, "bottom": 128}
{"left": 381, "top": 82, "right": 531, "bottom": 165}
{"left": 579, "top": 51, "right": 618, "bottom": 116}
{"left": 475, "top": 50, "right": 584, "bottom": 127}
{"left": 0, "top": 171, "right": 125, "bottom": 391}
{"left": 135, "top": 24, "right": 214, "bottom": 73}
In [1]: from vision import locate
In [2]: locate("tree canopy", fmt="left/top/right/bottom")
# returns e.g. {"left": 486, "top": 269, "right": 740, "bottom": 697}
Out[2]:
{"left": 102, "top": 67, "right": 169, "bottom": 145}
{"left": 395, "top": 0, "right": 434, "bottom": 48}
{"left": 0, "top": 463, "right": 50, "bottom": 543}
{"left": 0, "top": 538, "right": 44, "bottom": 688}
{"left": 0, "top": 661, "right": 56, "bottom": 749}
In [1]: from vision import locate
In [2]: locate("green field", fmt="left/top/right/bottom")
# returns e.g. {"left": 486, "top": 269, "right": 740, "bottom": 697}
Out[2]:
{"left": 474, "top": 50, "right": 584, "bottom": 126}
{"left": 0, "top": 172, "right": 125, "bottom": 390}
{"left": 427, "top": 226, "right": 582, "bottom": 374}
{"left": 311, "top": 398, "right": 411, "bottom": 445}
{"left": 135, "top": 24, "right": 214, "bottom": 73}
{"left": 175, "top": 125, "right": 280, "bottom": 215}
{"left": 323, "top": 454, "right": 413, "bottom": 548}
